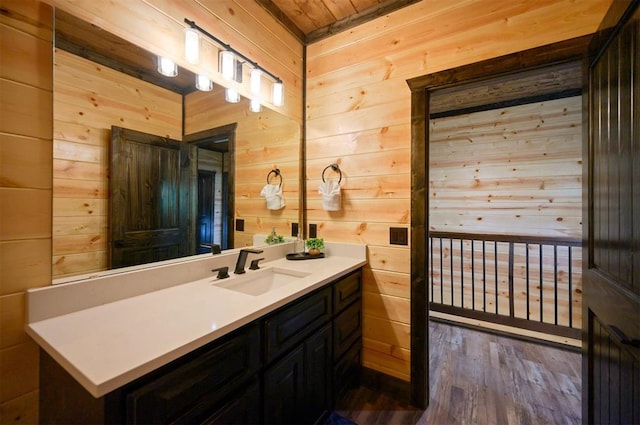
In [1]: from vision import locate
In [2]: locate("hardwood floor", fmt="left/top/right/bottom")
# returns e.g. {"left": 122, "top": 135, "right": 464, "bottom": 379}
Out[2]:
{"left": 336, "top": 321, "right": 582, "bottom": 425}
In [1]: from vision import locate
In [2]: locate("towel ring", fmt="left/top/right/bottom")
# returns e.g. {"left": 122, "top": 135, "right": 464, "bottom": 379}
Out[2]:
{"left": 267, "top": 168, "right": 283, "bottom": 187}
{"left": 322, "top": 163, "right": 342, "bottom": 184}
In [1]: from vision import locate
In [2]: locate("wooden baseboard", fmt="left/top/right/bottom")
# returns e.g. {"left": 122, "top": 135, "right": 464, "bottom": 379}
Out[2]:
{"left": 429, "top": 311, "right": 581, "bottom": 351}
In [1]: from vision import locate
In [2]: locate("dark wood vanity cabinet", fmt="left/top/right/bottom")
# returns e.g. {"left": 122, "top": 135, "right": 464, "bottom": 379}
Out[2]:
{"left": 40, "top": 268, "right": 362, "bottom": 425}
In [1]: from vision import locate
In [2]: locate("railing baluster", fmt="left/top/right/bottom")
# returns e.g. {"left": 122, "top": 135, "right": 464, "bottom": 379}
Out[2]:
{"left": 554, "top": 244, "right": 558, "bottom": 325}
{"left": 482, "top": 240, "right": 487, "bottom": 313}
{"left": 460, "top": 239, "right": 464, "bottom": 309}
{"left": 439, "top": 237, "right": 443, "bottom": 304}
{"left": 494, "top": 241, "right": 499, "bottom": 315}
{"left": 508, "top": 242, "right": 515, "bottom": 318}
{"left": 471, "top": 239, "right": 475, "bottom": 310}
{"left": 539, "top": 244, "right": 543, "bottom": 323}
{"left": 526, "top": 243, "right": 530, "bottom": 320}
{"left": 450, "top": 238, "right": 454, "bottom": 306}
{"left": 430, "top": 236, "right": 434, "bottom": 303}
{"left": 568, "top": 245, "right": 573, "bottom": 328}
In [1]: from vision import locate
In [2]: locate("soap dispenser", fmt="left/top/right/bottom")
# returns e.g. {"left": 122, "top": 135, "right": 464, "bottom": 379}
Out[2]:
{"left": 293, "top": 230, "right": 305, "bottom": 255}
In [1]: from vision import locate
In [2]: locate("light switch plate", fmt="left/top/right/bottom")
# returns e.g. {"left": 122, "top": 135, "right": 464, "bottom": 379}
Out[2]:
{"left": 390, "top": 227, "right": 408, "bottom": 245}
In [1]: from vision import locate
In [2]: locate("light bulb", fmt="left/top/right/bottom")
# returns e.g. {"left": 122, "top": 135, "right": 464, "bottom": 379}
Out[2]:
{"left": 249, "top": 98, "right": 261, "bottom": 112}
{"left": 225, "top": 88, "right": 240, "bottom": 103}
{"left": 184, "top": 28, "right": 199, "bottom": 64}
{"left": 250, "top": 68, "right": 262, "bottom": 97}
{"left": 220, "top": 51, "right": 235, "bottom": 81}
{"left": 195, "top": 74, "right": 213, "bottom": 91}
{"left": 157, "top": 56, "right": 177, "bottom": 77}
{"left": 272, "top": 81, "right": 284, "bottom": 107}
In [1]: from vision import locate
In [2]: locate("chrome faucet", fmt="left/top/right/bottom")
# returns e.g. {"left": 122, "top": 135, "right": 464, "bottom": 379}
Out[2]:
{"left": 234, "top": 248, "right": 264, "bottom": 274}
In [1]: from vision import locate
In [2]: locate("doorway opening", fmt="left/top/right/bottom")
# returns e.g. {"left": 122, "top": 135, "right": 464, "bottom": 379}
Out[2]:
{"left": 185, "top": 123, "right": 237, "bottom": 252}
{"left": 407, "top": 35, "right": 592, "bottom": 408}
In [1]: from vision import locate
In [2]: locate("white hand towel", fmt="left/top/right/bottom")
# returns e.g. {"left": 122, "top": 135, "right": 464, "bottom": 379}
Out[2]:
{"left": 319, "top": 181, "right": 341, "bottom": 211}
{"left": 260, "top": 184, "right": 285, "bottom": 210}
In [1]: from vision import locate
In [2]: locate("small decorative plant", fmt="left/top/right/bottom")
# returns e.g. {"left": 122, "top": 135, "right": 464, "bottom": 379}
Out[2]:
{"left": 265, "top": 231, "right": 285, "bottom": 245}
{"left": 305, "top": 238, "right": 324, "bottom": 255}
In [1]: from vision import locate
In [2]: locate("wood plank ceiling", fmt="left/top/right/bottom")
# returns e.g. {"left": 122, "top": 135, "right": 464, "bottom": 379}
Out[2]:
{"left": 257, "top": 0, "right": 421, "bottom": 43}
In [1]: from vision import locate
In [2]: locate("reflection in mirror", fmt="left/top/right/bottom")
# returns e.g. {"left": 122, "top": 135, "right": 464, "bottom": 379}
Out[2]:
{"left": 52, "top": 9, "right": 300, "bottom": 280}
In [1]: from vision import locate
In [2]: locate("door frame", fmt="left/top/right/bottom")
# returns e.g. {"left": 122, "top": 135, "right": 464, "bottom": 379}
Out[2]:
{"left": 406, "top": 35, "right": 592, "bottom": 408}
{"left": 185, "top": 123, "right": 237, "bottom": 250}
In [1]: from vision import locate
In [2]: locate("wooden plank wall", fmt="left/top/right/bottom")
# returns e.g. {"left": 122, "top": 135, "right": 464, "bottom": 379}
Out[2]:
{"left": 306, "top": 0, "right": 610, "bottom": 381}
{"left": 51, "top": 0, "right": 304, "bottom": 123}
{"left": 0, "top": 1, "right": 53, "bottom": 423}
{"left": 430, "top": 97, "right": 583, "bottom": 237}
{"left": 52, "top": 49, "right": 182, "bottom": 278}
{"left": 185, "top": 88, "right": 301, "bottom": 247}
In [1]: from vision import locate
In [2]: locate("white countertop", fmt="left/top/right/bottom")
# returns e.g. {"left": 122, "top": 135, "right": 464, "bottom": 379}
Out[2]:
{"left": 26, "top": 243, "right": 366, "bottom": 398}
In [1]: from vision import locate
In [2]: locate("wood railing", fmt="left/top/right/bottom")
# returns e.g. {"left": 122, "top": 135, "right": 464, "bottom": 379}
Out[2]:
{"left": 428, "top": 231, "right": 582, "bottom": 339}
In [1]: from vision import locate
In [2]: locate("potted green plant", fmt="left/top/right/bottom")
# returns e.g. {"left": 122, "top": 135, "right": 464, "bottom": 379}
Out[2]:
{"left": 265, "top": 229, "right": 285, "bottom": 245}
{"left": 305, "top": 238, "right": 324, "bottom": 256}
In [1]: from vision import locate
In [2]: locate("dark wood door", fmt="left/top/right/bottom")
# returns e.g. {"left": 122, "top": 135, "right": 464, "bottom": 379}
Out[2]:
{"left": 584, "top": 1, "right": 640, "bottom": 423}
{"left": 110, "top": 126, "right": 196, "bottom": 268}
{"left": 303, "top": 323, "right": 332, "bottom": 422}
{"left": 197, "top": 170, "right": 216, "bottom": 253}
{"left": 264, "top": 344, "right": 305, "bottom": 424}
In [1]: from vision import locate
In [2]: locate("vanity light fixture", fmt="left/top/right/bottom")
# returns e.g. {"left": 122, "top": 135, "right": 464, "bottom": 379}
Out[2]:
{"left": 272, "top": 81, "right": 284, "bottom": 107}
{"left": 184, "top": 18, "right": 284, "bottom": 107}
{"left": 250, "top": 68, "right": 262, "bottom": 97}
{"left": 219, "top": 50, "right": 235, "bottom": 81}
{"left": 184, "top": 27, "right": 200, "bottom": 64}
{"left": 157, "top": 56, "right": 178, "bottom": 77}
{"left": 249, "top": 98, "right": 261, "bottom": 113}
{"left": 196, "top": 74, "right": 213, "bottom": 91}
{"left": 225, "top": 87, "right": 240, "bottom": 103}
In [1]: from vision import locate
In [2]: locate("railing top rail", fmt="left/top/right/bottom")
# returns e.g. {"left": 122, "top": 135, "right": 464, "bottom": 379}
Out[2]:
{"left": 428, "top": 231, "right": 581, "bottom": 246}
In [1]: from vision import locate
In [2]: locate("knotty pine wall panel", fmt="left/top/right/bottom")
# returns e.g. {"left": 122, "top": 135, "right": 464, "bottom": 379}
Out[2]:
{"left": 306, "top": 0, "right": 610, "bottom": 380}
{"left": 51, "top": 0, "right": 303, "bottom": 122}
{"left": 185, "top": 88, "right": 300, "bottom": 245}
{"left": 0, "top": 1, "right": 53, "bottom": 422}
{"left": 52, "top": 49, "right": 182, "bottom": 278}
{"left": 430, "top": 96, "right": 583, "bottom": 237}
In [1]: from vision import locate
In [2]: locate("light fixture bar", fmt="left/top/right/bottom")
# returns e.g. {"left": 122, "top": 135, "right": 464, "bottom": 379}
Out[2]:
{"left": 184, "top": 18, "right": 283, "bottom": 86}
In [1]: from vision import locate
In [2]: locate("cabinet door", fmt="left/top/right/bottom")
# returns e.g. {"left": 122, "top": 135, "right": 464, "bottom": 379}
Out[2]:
{"left": 333, "top": 270, "right": 361, "bottom": 314}
{"left": 264, "top": 345, "right": 305, "bottom": 424}
{"left": 334, "top": 300, "right": 362, "bottom": 359}
{"left": 304, "top": 323, "right": 332, "bottom": 422}
{"left": 264, "top": 287, "right": 331, "bottom": 363}
{"left": 334, "top": 340, "right": 362, "bottom": 401}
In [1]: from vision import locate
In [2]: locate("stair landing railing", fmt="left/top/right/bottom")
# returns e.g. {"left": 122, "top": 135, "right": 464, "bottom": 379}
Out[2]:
{"left": 428, "top": 231, "right": 582, "bottom": 339}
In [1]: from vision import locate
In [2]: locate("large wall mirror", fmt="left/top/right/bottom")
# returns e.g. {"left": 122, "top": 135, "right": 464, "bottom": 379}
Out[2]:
{"left": 52, "top": 9, "right": 302, "bottom": 280}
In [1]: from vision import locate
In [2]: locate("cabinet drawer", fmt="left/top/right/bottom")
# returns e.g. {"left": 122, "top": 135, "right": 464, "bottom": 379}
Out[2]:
{"left": 334, "top": 300, "right": 362, "bottom": 359}
{"left": 126, "top": 324, "right": 261, "bottom": 424}
{"left": 264, "top": 287, "right": 332, "bottom": 363}
{"left": 333, "top": 270, "right": 361, "bottom": 314}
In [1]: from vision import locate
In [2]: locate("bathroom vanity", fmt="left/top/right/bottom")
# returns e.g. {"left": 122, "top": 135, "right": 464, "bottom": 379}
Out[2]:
{"left": 26, "top": 243, "right": 366, "bottom": 424}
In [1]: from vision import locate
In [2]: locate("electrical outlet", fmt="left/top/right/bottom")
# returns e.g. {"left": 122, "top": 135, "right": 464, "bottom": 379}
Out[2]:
{"left": 235, "top": 219, "right": 245, "bottom": 232}
{"left": 390, "top": 227, "right": 408, "bottom": 245}
{"left": 309, "top": 223, "right": 317, "bottom": 238}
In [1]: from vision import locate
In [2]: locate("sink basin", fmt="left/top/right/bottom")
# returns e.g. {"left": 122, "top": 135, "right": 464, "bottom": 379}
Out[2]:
{"left": 212, "top": 267, "right": 310, "bottom": 296}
